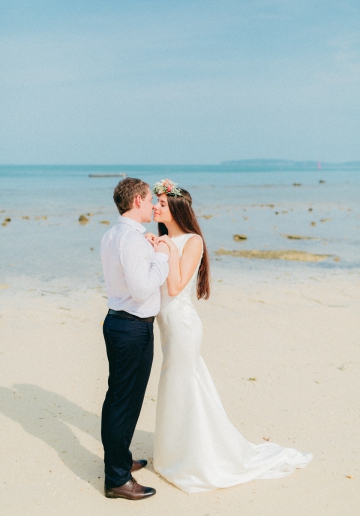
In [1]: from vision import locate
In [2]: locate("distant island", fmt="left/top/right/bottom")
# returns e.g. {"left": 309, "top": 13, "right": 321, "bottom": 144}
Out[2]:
{"left": 220, "top": 159, "right": 360, "bottom": 171}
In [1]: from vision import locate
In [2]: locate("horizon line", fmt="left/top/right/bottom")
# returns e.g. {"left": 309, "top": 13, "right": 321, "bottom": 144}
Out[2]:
{"left": 1, "top": 159, "right": 360, "bottom": 167}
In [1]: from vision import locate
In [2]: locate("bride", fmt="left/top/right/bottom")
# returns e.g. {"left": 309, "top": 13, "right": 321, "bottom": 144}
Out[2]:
{"left": 150, "top": 179, "right": 312, "bottom": 494}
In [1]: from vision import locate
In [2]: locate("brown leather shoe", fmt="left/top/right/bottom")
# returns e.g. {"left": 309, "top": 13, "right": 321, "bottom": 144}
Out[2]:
{"left": 131, "top": 459, "right": 147, "bottom": 472}
{"left": 104, "top": 477, "right": 156, "bottom": 500}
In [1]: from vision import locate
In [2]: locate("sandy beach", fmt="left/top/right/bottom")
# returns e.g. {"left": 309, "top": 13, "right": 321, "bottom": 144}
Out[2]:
{"left": 1, "top": 269, "right": 359, "bottom": 515}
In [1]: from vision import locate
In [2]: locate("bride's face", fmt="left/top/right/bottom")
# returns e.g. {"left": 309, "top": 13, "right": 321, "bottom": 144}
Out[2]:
{"left": 153, "top": 193, "right": 173, "bottom": 224}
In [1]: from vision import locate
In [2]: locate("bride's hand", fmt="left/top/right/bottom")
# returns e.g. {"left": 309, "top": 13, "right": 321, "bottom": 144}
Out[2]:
{"left": 157, "top": 235, "right": 177, "bottom": 253}
{"left": 144, "top": 232, "right": 159, "bottom": 247}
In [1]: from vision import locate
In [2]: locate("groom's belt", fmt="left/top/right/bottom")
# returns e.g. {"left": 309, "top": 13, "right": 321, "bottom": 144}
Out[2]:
{"left": 108, "top": 309, "right": 155, "bottom": 323}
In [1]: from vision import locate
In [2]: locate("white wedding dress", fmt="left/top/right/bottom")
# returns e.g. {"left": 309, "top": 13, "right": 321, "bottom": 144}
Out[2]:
{"left": 153, "top": 233, "right": 312, "bottom": 493}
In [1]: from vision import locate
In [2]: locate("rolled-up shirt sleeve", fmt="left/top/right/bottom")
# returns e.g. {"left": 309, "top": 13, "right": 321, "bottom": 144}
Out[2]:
{"left": 120, "top": 231, "right": 169, "bottom": 303}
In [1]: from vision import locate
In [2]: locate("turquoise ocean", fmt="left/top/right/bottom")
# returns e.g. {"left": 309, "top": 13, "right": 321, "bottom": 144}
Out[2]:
{"left": 1, "top": 164, "right": 359, "bottom": 290}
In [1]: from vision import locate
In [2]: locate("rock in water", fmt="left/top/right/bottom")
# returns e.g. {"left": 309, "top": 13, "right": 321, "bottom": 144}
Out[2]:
{"left": 281, "top": 234, "right": 316, "bottom": 240}
{"left": 214, "top": 248, "right": 336, "bottom": 263}
{"left": 78, "top": 215, "right": 89, "bottom": 224}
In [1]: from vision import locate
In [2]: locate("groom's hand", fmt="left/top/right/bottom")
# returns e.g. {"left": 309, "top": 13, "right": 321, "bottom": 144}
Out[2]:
{"left": 155, "top": 241, "right": 170, "bottom": 256}
{"left": 144, "top": 232, "right": 158, "bottom": 246}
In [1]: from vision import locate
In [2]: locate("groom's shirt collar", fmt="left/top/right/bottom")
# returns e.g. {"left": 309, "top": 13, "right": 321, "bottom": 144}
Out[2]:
{"left": 118, "top": 215, "right": 146, "bottom": 234}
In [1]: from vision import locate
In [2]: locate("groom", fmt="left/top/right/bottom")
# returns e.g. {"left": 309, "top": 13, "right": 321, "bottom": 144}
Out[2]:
{"left": 100, "top": 177, "right": 169, "bottom": 500}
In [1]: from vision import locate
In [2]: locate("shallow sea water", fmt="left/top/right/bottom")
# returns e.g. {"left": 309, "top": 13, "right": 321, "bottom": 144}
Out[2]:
{"left": 1, "top": 165, "right": 359, "bottom": 290}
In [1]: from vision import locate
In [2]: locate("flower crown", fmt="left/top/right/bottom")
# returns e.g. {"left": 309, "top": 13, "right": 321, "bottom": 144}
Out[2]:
{"left": 152, "top": 179, "right": 183, "bottom": 197}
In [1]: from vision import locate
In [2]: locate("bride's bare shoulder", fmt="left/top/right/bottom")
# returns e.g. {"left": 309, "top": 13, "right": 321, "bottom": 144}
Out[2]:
{"left": 183, "top": 234, "right": 203, "bottom": 254}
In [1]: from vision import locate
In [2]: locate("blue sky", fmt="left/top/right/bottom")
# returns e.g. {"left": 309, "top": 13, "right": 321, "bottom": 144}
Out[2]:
{"left": 1, "top": 0, "right": 359, "bottom": 164}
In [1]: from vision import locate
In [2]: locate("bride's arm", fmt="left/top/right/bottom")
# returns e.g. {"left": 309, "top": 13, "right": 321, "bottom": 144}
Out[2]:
{"left": 158, "top": 235, "right": 203, "bottom": 296}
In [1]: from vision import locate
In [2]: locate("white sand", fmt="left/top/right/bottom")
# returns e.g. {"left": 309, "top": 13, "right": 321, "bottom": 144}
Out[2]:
{"left": 0, "top": 272, "right": 359, "bottom": 515}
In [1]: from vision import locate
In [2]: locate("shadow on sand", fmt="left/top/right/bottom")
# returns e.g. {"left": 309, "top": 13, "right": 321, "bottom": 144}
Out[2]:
{"left": 0, "top": 384, "right": 155, "bottom": 492}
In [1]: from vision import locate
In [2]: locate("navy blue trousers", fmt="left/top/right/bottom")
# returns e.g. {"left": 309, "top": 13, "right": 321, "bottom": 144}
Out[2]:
{"left": 101, "top": 313, "right": 154, "bottom": 488}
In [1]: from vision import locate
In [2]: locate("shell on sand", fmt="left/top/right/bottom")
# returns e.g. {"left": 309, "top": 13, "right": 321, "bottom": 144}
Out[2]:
{"left": 214, "top": 248, "right": 334, "bottom": 262}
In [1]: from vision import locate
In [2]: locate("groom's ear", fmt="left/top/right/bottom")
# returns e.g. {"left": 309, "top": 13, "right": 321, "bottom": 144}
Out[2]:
{"left": 133, "top": 194, "right": 142, "bottom": 209}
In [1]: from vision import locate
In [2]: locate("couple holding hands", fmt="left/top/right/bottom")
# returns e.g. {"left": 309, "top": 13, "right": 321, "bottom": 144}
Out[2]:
{"left": 100, "top": 177, "right": 312, "bottom": 501}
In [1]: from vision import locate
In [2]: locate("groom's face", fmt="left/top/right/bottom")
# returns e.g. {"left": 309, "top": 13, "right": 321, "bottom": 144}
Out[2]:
{"left": 139, "top": 188, "right": 154, "bottom": 223}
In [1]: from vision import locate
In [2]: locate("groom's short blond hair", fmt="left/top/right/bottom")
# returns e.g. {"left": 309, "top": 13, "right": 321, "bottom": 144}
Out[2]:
{"left": 113, "top": 177, "right": 149, "bottom": 215}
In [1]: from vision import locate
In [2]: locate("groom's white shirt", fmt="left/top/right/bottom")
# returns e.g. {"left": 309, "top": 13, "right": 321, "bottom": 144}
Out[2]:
{"left": 101, "top": 215, "right": 169, "bottom": 318}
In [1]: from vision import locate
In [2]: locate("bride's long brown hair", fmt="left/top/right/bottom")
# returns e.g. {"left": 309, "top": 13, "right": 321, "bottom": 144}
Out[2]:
{"left": 158, "top": 188, "right": 211, "bottom": 300}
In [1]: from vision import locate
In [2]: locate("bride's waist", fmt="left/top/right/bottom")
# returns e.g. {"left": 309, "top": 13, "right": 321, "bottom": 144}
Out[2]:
{"left": 159, "top": 295, "right": 194, "bottom": 310}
